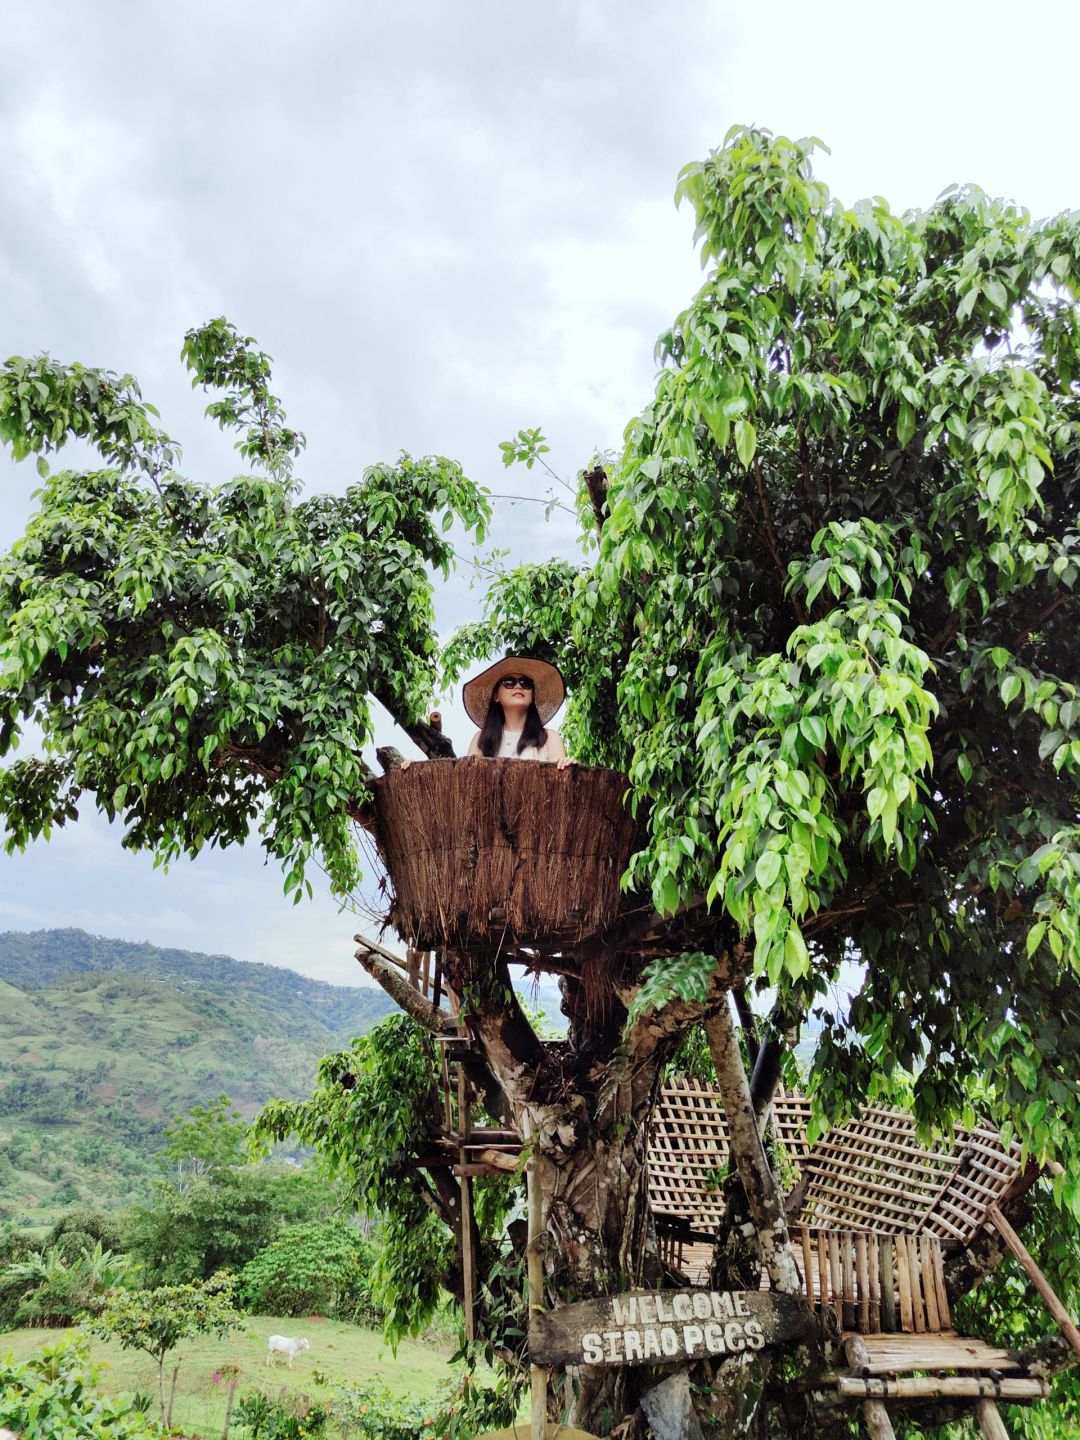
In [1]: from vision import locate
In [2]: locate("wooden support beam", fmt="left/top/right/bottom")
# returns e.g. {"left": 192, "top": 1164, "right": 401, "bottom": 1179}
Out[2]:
{"left": 458, "top": 1064, "right": 476, "bottom": 1343}
{"left": 355, "top": 939, "right": 456, "bottom": 1036}
{"left": 987, "top": 1203, "right": 1080, "bottom": 1361}
{"left": 524, "top": 1114, "right": 547, "bottom": 1440}
{"left": 976, "top": 1399, "right": 1011, "bottom": 1440}
{"left": 837, "top": 1377, "right": 1049, "bottom": 1401}
{"left": 843, "top": 1337, "right": 897, "bottom": 1440}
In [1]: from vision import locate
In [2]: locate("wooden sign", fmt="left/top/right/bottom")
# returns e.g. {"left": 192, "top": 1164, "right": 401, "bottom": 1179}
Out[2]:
{"left": 529, "top": 1288, "right": 815, "bottom": 1368}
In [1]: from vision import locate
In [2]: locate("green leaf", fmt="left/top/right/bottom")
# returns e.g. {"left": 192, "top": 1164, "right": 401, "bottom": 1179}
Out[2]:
{"left": 799, "top": 715, "right": 827, "bottom": 750}
{"left": 1000, "top": 674, "right": 1022, "bottom": 706}
{"left": 755, "top": 850, "right": 783, "bottom": 888}
{"left": 734, "top": 419, "right": 757, "bottom": 469}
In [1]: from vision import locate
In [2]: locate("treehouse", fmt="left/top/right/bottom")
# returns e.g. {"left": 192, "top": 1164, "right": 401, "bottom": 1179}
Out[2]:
{"left": 373, "top": 756, "right": 646, "bottom": 968}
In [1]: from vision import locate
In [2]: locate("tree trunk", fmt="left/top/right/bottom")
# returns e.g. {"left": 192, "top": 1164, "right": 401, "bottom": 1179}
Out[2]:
{"left": 705, "top": 1003, "right": 801, "bottom": 1296}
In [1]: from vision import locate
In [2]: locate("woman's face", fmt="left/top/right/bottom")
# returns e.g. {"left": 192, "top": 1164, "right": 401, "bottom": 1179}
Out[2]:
{"left": 493, "top": 673, "right": 534, "bottom": 719}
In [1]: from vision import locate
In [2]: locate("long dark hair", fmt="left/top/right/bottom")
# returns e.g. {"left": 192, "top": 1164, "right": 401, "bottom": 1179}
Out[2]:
{"left": 477, "top": 687, "right": 548, "bottom": 758}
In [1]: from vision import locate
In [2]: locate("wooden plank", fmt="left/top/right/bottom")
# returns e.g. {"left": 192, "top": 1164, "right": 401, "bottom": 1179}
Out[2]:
{"left": 976, "top": 1399, "right": 1011, "bottom": 1440}
{"left": 457, "top": 1065, "right": 476, "bottom": 1345}
{"left": 988, "top": 1204, "right": 1080, "bottom": 1361}
{"left": 895, "top": 1237, "right": 915, "bottom": 1334}
{"left": 907, "top": 1235, "right": 926, "bottom": 1334}
{"left": 931, "top": 1237, "right": 951, "bottom": 1329}
{"left": 829, "top": 1232, "right": 844, "bottom": 1330}
{"left": 842, "top": 1233, "right": 857, "bottom": 1331}
{"left": 868, "top": 1234, "right": 881, "bottom": 1334}
{"left": 801, "top": 1226, "right": 816, "bottom": 1307}
{"left": 920, "top": 1236, "right": 941, "bottom": 1332}
{"left": 880, "top": 1237, "right": 897, "bottom": 1333}
{"left": 818, "top": 1230, "right": 831, "bottom": 1320}
{"left": 856, "top": 1232, "right": 871, "bottom": 1334}
{"left": 529, "top": 1290, "right": 816, "bottom": 1368}
{"left": 850, "top": 1340, "right": 1022, "bottom": 1374}
{"left": 524, "top": 1115, "right": 547, "bottom": 1440}
{"left": 838, "top": 1377, "right": 1049, "bottom": 1401}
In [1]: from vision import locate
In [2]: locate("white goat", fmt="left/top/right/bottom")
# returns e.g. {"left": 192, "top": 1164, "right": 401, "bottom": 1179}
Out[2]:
{"left": 266, "top": 1335, "right": 310, "bottom": 1368}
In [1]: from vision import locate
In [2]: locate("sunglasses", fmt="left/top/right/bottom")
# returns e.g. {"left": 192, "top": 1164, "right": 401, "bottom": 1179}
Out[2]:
{"left": 498, "top": 675, "right": 535, "bottom": 689}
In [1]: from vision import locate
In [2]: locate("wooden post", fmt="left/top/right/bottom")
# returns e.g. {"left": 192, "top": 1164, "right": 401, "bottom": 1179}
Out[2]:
{"left": 987, "top": 1204, "right": 1080, "bottom": 1360}
{"left": 457, "top": 1064, "right": 476, "bottom": 1343}
{"left": 843, "top": 1336, "right": 897, "bottom": 1440}
{"left": 523, "top": 1114, "right": 547, "bottom": 1440}
{"left": 976, "top": 1398, "right": 1011, "bottom": 1440}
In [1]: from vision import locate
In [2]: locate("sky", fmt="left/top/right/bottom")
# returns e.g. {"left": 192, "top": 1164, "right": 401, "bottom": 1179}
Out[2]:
{"left": 3, "top": 0, "right": 1080, "bottom": 986}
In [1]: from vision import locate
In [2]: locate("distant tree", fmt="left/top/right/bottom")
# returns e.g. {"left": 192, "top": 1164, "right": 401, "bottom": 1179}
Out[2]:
{"left": 123, "top": 1170, "right": 281, "bottom": 1286}
{"left": 45, "top": 1207, "right": 125, "bottom": 1261}
{"left": 162, "top": 1093, "right": 248, "bottom": 1182}
{"left": 238, "top": 1217, "right": 373, "bottom": 1320}
{"left": 84, "top": 1273, "right": 244, "bottom": 1426}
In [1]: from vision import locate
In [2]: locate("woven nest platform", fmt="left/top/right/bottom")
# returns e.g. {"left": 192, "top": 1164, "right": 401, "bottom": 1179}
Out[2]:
{"left": 373, "top": 757, "right": 642, "bottom": 961}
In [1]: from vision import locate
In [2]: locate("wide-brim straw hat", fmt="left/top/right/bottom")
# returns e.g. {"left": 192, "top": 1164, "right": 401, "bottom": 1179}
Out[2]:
{"left": 462, "top": 655, "right": 566, "bottom": 729}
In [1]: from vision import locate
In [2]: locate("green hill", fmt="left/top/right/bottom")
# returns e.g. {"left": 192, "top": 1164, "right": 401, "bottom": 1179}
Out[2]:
{"left": 0, "top": 929, "right": 396, "bottom": 1225}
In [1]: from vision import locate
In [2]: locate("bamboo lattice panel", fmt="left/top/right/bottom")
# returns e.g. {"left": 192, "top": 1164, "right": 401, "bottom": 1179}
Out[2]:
{"left": 648, "top": 1080, "right": 813, "bottom": 1233}
{"left": 799, "top": 1110, "right": 1022, "bottom": 1242}
{"left": 648, "top": 1084, "right": 1022, "bottom": 1246}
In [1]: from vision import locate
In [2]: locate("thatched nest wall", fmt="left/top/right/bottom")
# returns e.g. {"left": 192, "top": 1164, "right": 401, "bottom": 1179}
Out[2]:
{"left": 373, "top": 757, "right": 642, "bottom": 959}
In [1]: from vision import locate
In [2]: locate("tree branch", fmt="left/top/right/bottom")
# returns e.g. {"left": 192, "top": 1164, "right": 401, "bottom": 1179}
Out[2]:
{"left": 354, "top": 938, "right": 456, "bottom": 1035}
{"left": 373, "top": 685, "right": 456, "bottom": 758}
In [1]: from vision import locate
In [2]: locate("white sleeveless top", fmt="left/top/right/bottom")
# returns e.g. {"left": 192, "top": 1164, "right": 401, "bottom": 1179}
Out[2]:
{"left": 495, "top": 729, "right": 557, "bottom": 761}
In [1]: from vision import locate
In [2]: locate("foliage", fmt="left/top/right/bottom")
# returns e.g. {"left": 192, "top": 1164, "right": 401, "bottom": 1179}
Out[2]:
{"left": 163, "top": 1094, "right": 248, "bottom": 1176}
{"left": 951, "top": 1184, "right": 1080, "bottom": 1437}
{"left": 447, "top": 126, "right": 1080, "bottom": 1197}
{"left": 0, "top": 320, "right": 489, "bottom": 899}
{"left": 253, "top": 1016, "right": 454, "bottom": 1344}
{"left": 0, "top": 1242, "right": 132, "bottom": 1329}
{"left": 123, "top": 1169, "right": 287, "bottom": 1287}
{"left": 0, "top": 1336, "right": 162, "bottom": 1440}
{"left": 232, "top": 1390, "right": 330, "bottom": 1440}
{"left": 332, "top": 1370, "right": 522, "bottom": 1440}
{"left": 45, "top": 1211, "right": 125, "bottom": 1262}
{"left": 83, "top": 1272, "right": 244, "bottom": 1425}
{"left": 238, "top": 1218, "right": 375, "bottom": 1320}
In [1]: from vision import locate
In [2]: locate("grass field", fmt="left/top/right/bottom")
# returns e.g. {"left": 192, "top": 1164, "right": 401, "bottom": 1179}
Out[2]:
{"left": 1, "top": 1314, "right": 464, "bottom": 1436}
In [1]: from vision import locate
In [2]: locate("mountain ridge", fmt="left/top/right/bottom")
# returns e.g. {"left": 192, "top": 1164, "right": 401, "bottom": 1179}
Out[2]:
{"left": 0, "top": 928, "right": 397, "bottom": 1225}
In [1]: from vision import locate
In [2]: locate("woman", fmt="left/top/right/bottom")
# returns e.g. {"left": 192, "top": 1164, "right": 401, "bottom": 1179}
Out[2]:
{"left": 462, "top": 655, "right": 573, "bottom": 768}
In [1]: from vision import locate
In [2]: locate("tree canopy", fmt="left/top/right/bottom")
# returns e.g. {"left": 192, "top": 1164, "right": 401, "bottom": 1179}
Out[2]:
{"left": 0, "top": 317, "right": 486, "bottom": 898}
{"left": 447, "top": 125, "right": 1080, "bottom": 1194}
{"left": 3, "top": 124, "right": 1080, "bottom": 1435}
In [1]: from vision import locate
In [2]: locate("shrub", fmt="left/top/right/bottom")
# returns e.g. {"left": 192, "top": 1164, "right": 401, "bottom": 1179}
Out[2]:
{"left": 46, "top": 1208, "right": 125, "bottom": 1260}
{"left": 332, "top": 1373, "right": 521, "bottom": 1440}
{"left": 0, "top": 1241, "right": 132, "bottom": 1328}
{"left": 0, "top": 1335, "right": 162, "bottom": 1440}
{"left": 239, "top": 1218, "right": 375, "bottom": 1320}
{"left": 233, "top": 1391, "right": 330, "bottom": 1440}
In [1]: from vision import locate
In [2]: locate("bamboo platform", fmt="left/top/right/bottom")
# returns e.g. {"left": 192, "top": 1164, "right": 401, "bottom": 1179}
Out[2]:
{"left": 848, "top": 1331, "right": 1025, "bottom": 1375}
